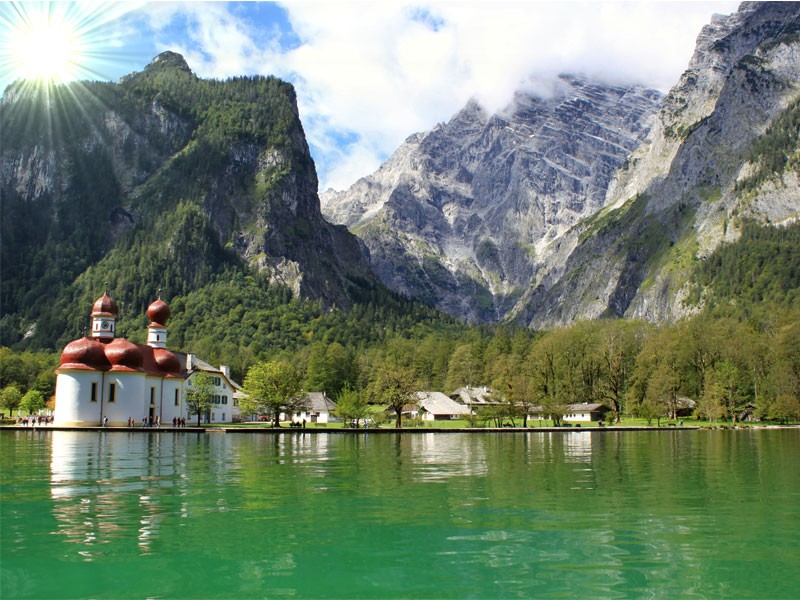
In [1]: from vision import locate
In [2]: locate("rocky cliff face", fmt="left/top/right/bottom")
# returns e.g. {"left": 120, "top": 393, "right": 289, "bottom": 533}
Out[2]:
{"left": 323, "top": 2, "right": 800, "bottom": 328}
{"left": 510, "top": 1, "right": 800, "bottom": 328}
{"left": 322, "top": 77, "right": 662, "bottom": 322}
{"left": 1, "top": 53, "right": 373, "bottom": 346}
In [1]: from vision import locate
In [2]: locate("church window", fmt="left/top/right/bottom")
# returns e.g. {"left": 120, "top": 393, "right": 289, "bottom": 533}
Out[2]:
{"left": 108, "top": 383, "right": 116, "bottom": 403}
{"left": 150, "top": 387, "right": 155, "bottom": 406}
{"left": 91, "top": 382, "right": 97, "bottom": 402}
{"left": 174, "top": 389, "right": 180, "bottom": 406}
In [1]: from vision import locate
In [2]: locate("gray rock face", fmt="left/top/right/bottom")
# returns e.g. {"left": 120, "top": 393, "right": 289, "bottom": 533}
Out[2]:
{"left": 512, "top": 1, "right": 800, "bottom": 329}
{"left": 324, "top": 2, "right": 800, "bottom": 328}
{"left": 322, "top": 76, "right": 662, "bottom": 322}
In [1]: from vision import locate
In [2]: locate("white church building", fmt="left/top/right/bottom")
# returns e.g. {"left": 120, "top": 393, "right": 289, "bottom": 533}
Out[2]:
{"left": 53, "top": 292, "right": 241, "bottom": 427}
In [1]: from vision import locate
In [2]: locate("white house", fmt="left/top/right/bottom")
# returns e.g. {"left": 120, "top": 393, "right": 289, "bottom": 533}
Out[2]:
{"left": 180, "top": 354, "right": 243, "bottom": 424}
{"left": 285, "top": 392, "right": 336, "bottom": 424}
{"left": 54, "top": 292, "right": 240, "bottom": 427}
{"left": 416, "top": 391, "right": 473, "bottom": 421}
{"left": 563, "top": 403, "right": 610, "bottom": 422}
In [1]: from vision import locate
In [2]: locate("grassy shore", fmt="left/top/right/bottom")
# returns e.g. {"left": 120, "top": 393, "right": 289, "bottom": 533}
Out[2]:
{"left": 204, "top": 415, "right": 795, "bottom": 430}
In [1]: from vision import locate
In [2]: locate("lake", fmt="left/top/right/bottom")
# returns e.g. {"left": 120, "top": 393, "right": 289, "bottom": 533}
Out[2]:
{"left": 1, "top": 428, "right": 799, "bottom": 598}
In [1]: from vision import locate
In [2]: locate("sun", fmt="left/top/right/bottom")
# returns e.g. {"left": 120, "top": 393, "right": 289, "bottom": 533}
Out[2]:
{"left": 7, "top": 5, "right": 85, "bottom": 84}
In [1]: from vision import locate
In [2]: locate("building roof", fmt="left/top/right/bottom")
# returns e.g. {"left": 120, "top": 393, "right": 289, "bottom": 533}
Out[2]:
{"left": 146, "top": 298, "right": 171, "bottom": 327}
{"left": 566, "top": 403, "right": 608, "bottom": 412}
{"left": 451, "top": 386, "right": 496, "bottom": 405}
{"left": 416, "top": 391, "right": 472, "bottom": 416}
{"left": 175, "top": 353, "right": 241, "bottom": 389}
{"left": 302, "top": 392, "right": 336, "bottom": 412}
{"left": 91, "top": 292, "right": 118, "bottom": 317}
{"left": 57, "top": 336, "right": 184, "bottom": 378}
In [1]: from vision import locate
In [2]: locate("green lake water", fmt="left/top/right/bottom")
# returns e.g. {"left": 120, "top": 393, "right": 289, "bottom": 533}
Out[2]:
{"left": 1, "top": 429, "right": 799, "bottom": 599}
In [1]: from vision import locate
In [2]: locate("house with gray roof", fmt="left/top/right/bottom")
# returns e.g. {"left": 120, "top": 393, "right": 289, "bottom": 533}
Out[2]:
{"left": 416, "top": 391, "right": 473, "bottom": 421}
{"left": 290, "top": 391, "right": 336, "bottom": 424}
{"left": 451, "top": 386, "right": 497, "bottom": 407}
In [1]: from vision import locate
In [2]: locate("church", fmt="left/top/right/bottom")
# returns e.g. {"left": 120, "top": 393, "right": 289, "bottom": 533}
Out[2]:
{"left": 53, "top": 292, "right": 241, "bottom": 427}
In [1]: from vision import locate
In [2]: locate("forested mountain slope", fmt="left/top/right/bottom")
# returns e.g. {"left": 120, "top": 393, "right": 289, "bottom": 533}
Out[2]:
{"left": 1, "top": 52, "right": 375, "bottom": 349}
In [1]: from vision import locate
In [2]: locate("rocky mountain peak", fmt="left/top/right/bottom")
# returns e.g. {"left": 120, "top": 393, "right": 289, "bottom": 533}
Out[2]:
{"left": 146, "top": 51, "right": 193, "bottom": 74}
{"left": 323, "top": 2, "right": 799, "bottom": 329}
{"left": 322, "top": 75, "right": 662, "bottom": 322}
{"left": 513, "top": 1, "right": 800, "bottom": 329}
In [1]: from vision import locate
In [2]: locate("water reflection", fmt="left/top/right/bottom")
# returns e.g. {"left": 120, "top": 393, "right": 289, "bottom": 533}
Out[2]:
{"left": 409, "top": 433, "right": 489, "bottom": 481}
{"left": 50, "top": 431, "right": 183, "bottom": 559}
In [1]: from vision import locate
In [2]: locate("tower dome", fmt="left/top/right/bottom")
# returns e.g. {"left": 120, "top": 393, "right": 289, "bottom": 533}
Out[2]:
{"left": 92, "top": 292, "right": 118, "bottom": 317}
{"left": 146, "top": 296, "right": 171, "bottom": 349}
{"left": 91, "top": 292, "right": 118, "bottom": 340}
{"left": 146, "top": 298, "right": 170, "bottom": 326}
{"left": 105, "top": 338, "right": 144, "bottom": 372}
{"left": 59, "top": 337, "right": 111, "bottom": 371}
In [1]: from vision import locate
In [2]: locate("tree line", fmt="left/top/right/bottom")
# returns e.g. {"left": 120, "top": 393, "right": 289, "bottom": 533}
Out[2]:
{"left": 3, "top": 308, "right": 799, "bottom": 424}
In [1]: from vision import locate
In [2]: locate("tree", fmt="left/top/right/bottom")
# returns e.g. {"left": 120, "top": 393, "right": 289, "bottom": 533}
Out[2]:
{"left": 241, "top": 360, "right": 303, "bottom": 427}
{"left": 597, "top": 321, "right": 651, "bottom": 422}
{"left": 699, "top": 369, "right": 726, "bottom": 423}
{"left": 491, "top": 355, "right": 533, "bottom": 426}
{"left": 334, "top": 386, "right": 370, "bottom": 427}
{"left": 644, "top": 362, "right": 678, "bottom": 425}
{"left": 186, "top": 372, "right": 214, "bottom": 426}
{"left": 529, "top": 332, "right": 566, "bottom": 426}
{"left": 20, "top": 390, "right": 45, "bottom": 415}
{"left": 373, "top": 365, "right": 417, "bottom": 428}
{"left": 446, "top": 343, "right": 483, "bottom": 391}
{"left": 0, "top": 385, "right": 23, "bottom": 414}
{"left": 768, "top": 395, "right": 800, "bottom": 424}
{"left": 638, "top": 397, "right": 668, "bottom": 426}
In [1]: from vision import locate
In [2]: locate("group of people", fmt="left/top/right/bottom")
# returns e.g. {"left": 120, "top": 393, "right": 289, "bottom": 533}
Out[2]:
{"left": 101, "top": 416, "right": 189, "bottom": 428}
{"left": 17, "top": 415, "right": 52, "bottom": 426}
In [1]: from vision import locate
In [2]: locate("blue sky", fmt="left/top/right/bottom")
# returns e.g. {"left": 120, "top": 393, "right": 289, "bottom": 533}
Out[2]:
{"left": 0, "top": 1, "right": 740, "bottom": 191}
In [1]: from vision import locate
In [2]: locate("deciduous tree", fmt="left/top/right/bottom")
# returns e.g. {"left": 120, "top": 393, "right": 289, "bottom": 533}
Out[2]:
{"left": 241, "top": 360, "right": 303, "bottom": 427}
{"left": 186, "top": 371, "right": 214, "bottom": 427}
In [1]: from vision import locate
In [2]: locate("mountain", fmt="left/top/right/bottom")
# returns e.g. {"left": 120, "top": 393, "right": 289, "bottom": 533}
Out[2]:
{"left": 322, "top": 1, "right": 800, "bottom": 328}
{"left": 321, "top": 77, "right": 662, "bottom": 323}
{"left": 510, "top": 0, "right": 800, "bottom": 328}
{"left": 1, "top": 52, "right": 375, "bottom": 348}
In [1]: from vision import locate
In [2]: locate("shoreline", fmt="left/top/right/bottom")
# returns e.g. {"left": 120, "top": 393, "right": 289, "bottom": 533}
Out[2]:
{"left": 3, "top": 424, "right": 798, "bottom": 434}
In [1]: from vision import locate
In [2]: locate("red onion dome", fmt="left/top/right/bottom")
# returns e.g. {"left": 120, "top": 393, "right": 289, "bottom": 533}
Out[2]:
{"left": 154, "top": 348, "right": 182, "bottom": 376}
{"left": 146, "top": 298, "right": 170, "bottom": 326}
{"left": 105, "top": 338, "right": 144, "bottom": 371}
{"left": 59, "top": 337, "right": 111, "bottom": 371}
{"left": 91, "top": 292, "right": 118, "bottom": 317}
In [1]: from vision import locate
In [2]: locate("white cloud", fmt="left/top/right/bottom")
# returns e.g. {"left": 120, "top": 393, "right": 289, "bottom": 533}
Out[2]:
{"left": 142, "top": 1, "right": 741, "bottom": 191}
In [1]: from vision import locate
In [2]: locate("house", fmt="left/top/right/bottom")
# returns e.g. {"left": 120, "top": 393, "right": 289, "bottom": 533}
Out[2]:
{"left": 289, "top": 392, "right": 336, "bottom": 424}
{"left": 675, "top": 396, "right": 697, "bottom": 417}
{"left": 451, "top": 386, "right": 497, "bottom": 408}
{"left": 53, "top": 292, "right": 241, "bottom": 426}
{"left": 179, "top": 354, "right": 243, "bottom": 424}
{"left": 563, "top": 403, "right": 610, "bottom": 422}
{"left": 416, "top": 391, "right": 473, "bottom": 421}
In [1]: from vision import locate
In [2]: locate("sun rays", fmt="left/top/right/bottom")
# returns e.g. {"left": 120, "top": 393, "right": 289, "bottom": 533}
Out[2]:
{"left": 6, "top": 4, "right": 85, "bottom": 84}
{"left": 0, "top": 1, "right": 146, "bottom": 95}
